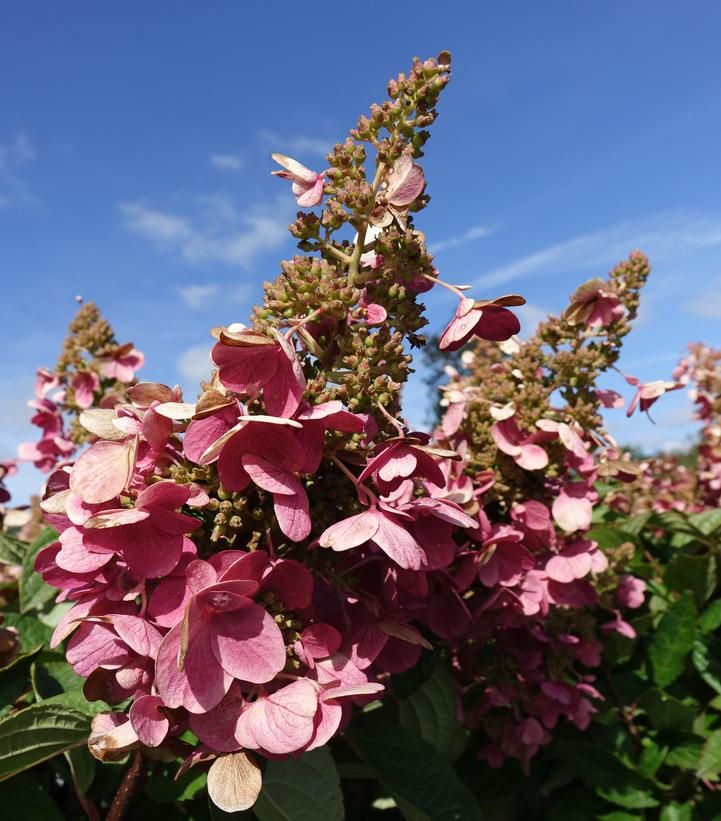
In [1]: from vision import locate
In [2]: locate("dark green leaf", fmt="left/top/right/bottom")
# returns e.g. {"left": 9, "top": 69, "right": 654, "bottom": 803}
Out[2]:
{"left": 31, "top": 655, "right": 109, "bottom": 715}
{"left": 0, "top": 532, "right": 27, "bottom": 566}
{"left": 19, "top": 527, "right": 59, "bottom": 613}
{"left": 252, "top": 748, "right": 343, "bottom": 821}
{"left": 649, "top": 592, "right": 696, "bottom": 688}
{"left": 0, "top": 773, "right": 63, "bottom": 819}
{"left": 65, "top": 745, "right": 95, "bottom": 794}
{"left": 0, "top": 613, "right": 52, "bottom": 654}
{"left": 348, "top": 715, "right": 483, "bottom": 821}
{"left": 664, "top": 735, "right": 704, "bottom": 769}
{"left": 0, "top": 646, "right": 43, "bottom": 707}
{"left": 693, "top": 635, "right": 721, "bottom": 695}
{"left": 623, "top": 512, "right": 653, "bottom": 537}
{"left": 0, "top": 703, "right": 90, "bottom": 780}
{"left": 701, "top": 600, "right": 721, "bottom": 633}
{"left": 550, "top": 742, "right": 659, "bottom": 809}
{"left": 146, "top": 767, "right": 206, "bottom": 802}
{"left": 697, "top": 730, "right": 721, "bottom": 780}
{"left": 664, "top": 553, "right": 716, "bottom": 606}
{"left": 399, "top": 659, "right": 466, "bottom": 760}
{"left": 639, "top": 689, "right": 697, "bottom": 731}
{"left": 638, "top": 741, "right": 667, "bottom": 777}
{"left": 689, "top": 509, "right": 721, "bottom": 536}
{"left": 659, "top": 800, "right": 693, "bottom": 821}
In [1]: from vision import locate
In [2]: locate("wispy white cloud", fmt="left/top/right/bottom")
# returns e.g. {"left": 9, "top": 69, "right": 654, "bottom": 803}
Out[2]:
{"left": 258, "top": 129, "right": 330, "bottom": 158}
{"left": 475, "top": 212, "right": 721, "bottom": 289}
{"left": 210, "top": 153, "right": 244, "bottom": 171}
{"left": 119, "top": 195, "right": 291, "bottom": 268}
{"left": 429, "top": 224, "right": 494, "bottom": 253}
{"left": 179, "top": 283, "right": 219, "bottom": 309}
{"left": 684, "top": 287, "right": 721, "bottom": 320}
{"left": 0, "top": 134, "right": 36, "bottom": 206}
{"left": 177, "top": 344, "right": 213, "bottom": 383}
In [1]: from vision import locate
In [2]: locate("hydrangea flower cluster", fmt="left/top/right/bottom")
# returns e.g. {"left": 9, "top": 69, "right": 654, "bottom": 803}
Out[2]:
{"left": 15, "top": 300, "right": 144, "bottom": 477}
{"left": 9, "top": 53, "right": 679, "bottom": 811}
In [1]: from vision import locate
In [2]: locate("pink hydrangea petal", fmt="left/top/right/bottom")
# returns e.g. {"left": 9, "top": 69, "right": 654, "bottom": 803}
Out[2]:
{"left": 110, "top": 615, "right": 163, "bottom": 658}
{"left": 516, "top": 443, "right": 549, "bottom": 470}
{"left": 273, "top": 488, "right": 312, "bottom": 542}
{"left": 371, "top": 512, "right": 423, "bottom": 571}
{"left": 319, "top": 511, "right": 379, "bottom": 551}
{"left": 262, "top": 559, "right": 314, "bottom": 610}
{"left": 70, "top": 440, "right": 136, "bottom": 504}
{"left": 155, "top": 615, "right": 232, "bottom": 714}
{"left": 301, "top": 624, "right": 342, "bottom": 659}
{"left": 147, "top": 576, "right": 191, "bottom": 629}
{"left": 189, "top": 682, "right": 245, "bottom": 752}
{"left": 234, "top": 679, "right": 318, "bottom": 755}
{"left": 66, "top": 623, "right": 134, "bottom": 677}
{"left": 242, "top": 454, "right": 300, "bottom": 495}
{"left": 210, "top": 602, "right": 286, "bottom": 684}
{"left": 129, "top": 695, "right": 169, "bottom": 747}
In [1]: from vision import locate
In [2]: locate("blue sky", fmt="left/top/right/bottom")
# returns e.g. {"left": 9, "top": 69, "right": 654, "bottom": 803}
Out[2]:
{"left": 2, "top": 2, "right": 720, "bottom": 501}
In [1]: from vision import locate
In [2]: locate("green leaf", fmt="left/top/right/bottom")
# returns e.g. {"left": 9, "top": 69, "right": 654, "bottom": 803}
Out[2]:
{"left": 0, "top": 532, "right": 27, "bottom": 566}
{"left": 689, "top": 509, "right": 721, "bottom": 536}
{"left": 638, "top": 741, "right": 667, "bottom": 777}
{"left": 65, "top": 745, "right": 95, "bottom": 794}
{"left": 0, "top": 646, "right": 43, "bottom": 708}
{"left": 649, "top": 592, "right": 696, "bottom": 688}
{"left": 639, "top": 689, "right": 697, "bottom": 731}
{"left": 0, "top": 613, "right": 52, "bottom": 654}
{"left": 208, "top": 801, "right": 252, "bottom": 819}
{"left": 146, "top": 767, "right": 207, "bottom": 802}
{"left": 399, "top": 659, "right": 466, "bottom": 760}
{"left": 0, "top": 703, "right": 91, "bottom": 781}
{"left": 623, "top": 511, "right": 653, "bottom": 537}
{"left": 693, "top": 635, "right": 721, "bottom": 695}
{"left": 701, "top": 600, "right": 721, "bottom": 633}
{"left": 697, "top": 730, "right": 721, "bottom": 780}
{"left": 31, "top": 655, "right": 109, "bottom": 715}
{"left": 348, "top": 715, "right": 482, "bottom": 821}
{"left": 659, "top": 800, "right": 693, "bottom": 821}
{"left": 19, "top": 527, "right": 59, "bottom": 614}
{"left": 550, "top": 742, "right": 659, "bottom": 809}
{"left": 664, "top": 552, "right": 717, "bottom": 606}
{"left": 0, "top": 773, "right": 63, "bottom": 819}
{"left": 664, "top": 735, "right": 704, "bottom": 769}
{"left": 252, "top": 748, "right": 343, "bottom": 821}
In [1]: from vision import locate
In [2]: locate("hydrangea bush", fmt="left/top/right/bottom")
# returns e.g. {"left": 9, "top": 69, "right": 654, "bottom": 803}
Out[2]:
{"left": 0, "top": 53, "right": 719, "bottom": 821}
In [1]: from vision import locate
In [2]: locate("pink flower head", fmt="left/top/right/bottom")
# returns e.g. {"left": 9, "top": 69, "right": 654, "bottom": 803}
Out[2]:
{"left": 439, "top": 295, "right": 525, "bottom": 351}
{"left": 71, "top": 371, "right": 100, "bottom": 409}
{"left": 358, "top": 432, "right": 456, "bottom": 494}
{"left": 212, "top": 327, "right": 305, "bottom": 418}
{"left": 615, "top": 574, "right": 646, "bottom": 609}
{"left": 623, "top": 373, "right": 684, "bottom": 419}
{"left": 271, "top": 153, "right": 325, "bottom": 207}
{"left": 474, "top": 526, "right": 534, "bottom": 587}
{"left": 383, "top": 154, "right": 426, "bottom": 207}
{"left": 595, "top": 389, "right": 625, "bottom": 409}
{"left": 491, "top": 417, "right": 551, "bottom": 471}
{"left": 319, "top": 505, "right": 424, "bottom": 571}
{"left": 98, "top": 344, "right": 144, "bottom": 383}
{"left": 194, "top": 415, "right": 311, "bottom": 542}
{"left": 545, "top": 539, "right": 608, "bottom": 583}
{"left": 565, "top": 278, "right": 624, "bottom": 327}
{"left": 83, "top": 481, "right": 207, "bottom": 578}
{"left": 155, "top": 557, "right": 286, "bottom": 713}
{"left": 35, "top": 367, "right": 60, "bottom": 398}
{"left": 551, "top": 483, "right": 595, "bottom": 533}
